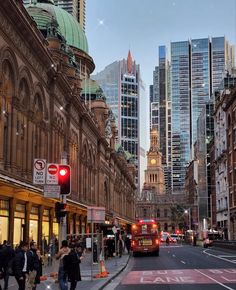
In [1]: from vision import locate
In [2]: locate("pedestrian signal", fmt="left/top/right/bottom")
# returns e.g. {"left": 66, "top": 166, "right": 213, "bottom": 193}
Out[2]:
{"left": 55, "top": 202, "right": 67, "bottom": 222}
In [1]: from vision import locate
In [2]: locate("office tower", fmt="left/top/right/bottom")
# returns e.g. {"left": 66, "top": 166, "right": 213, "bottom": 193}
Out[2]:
{"left": 195, "top": 99, "right": 214, "bottom": 230}
{"left": 150, "top": 46, "right": 171, "bottom": 193}
{"left": 171, "top": 36, "right": 234, "bottom": 193}
{"left": 93, "top": 51, "right": 141, "bottom": 189}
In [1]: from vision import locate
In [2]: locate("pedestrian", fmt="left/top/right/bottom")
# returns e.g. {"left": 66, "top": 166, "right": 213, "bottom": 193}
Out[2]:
{"left": 0, "top": 245, "right": 4, "bottom": 290}
{"left": 166, "top": 236, "right": 170, "bottom": 246}
{"left": 93, "top": 242, "right": 98, "bottom": 264}
{"left": 1, "top": 240, "right": 15, "bottom": 290}
{"left": 64, "top": 243, "right": 83, "bottom": 290}
{"left": 26, "top": 241, "right": 39, "bottom": 290}
{"left": 118, "top": 233, "right": 123, "bottom": 258}
{"left": 14, "top": 241, "right": 29, "bottom": 290}
{"left": 33, "top": 250, "right": 43, "bottom": 290}
{"left": 56, "top": 240, "right": 70, "bottom": 290}
{"left": 125, "top": 236, "right": 131, "bottom": 254}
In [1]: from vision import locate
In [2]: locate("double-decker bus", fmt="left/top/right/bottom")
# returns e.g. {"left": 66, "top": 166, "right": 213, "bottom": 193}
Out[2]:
{"left": 131, "top": 219, "right": 160, "bottom": 256}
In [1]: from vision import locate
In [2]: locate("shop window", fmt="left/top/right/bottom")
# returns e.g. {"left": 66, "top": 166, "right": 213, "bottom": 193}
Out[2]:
{"left": 53, "top": 222, "right": 59, "bottom": 239}
{"left": 13, "top": 218, "right": 24, "bottom": 246}
{"left": 0, "top": 216, "right": 9, "bottom": 243}
{"left": 29, "top": 220, "right": 38, "bottom": 243}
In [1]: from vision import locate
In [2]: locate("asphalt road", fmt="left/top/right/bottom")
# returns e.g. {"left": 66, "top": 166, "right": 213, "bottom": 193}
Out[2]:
{"left": 104, "top": 244, "right": 236, "bottom": 290}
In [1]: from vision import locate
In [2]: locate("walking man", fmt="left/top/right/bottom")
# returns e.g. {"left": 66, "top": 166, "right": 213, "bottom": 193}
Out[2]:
{"left": 14, "top": 241, "right": 29, "bottom": 290}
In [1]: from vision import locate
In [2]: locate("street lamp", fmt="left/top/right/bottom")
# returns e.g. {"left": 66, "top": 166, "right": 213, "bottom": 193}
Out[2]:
{"left": 184, "top": 209, "right": 191, "bottom": 230}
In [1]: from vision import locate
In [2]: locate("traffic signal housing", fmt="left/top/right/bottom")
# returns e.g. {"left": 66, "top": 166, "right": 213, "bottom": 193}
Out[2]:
{"left": 55, "top": 202, "right": 67, "bottom": 223}
{"left": 58, "top": 165, "right": 71, "bottom": 195}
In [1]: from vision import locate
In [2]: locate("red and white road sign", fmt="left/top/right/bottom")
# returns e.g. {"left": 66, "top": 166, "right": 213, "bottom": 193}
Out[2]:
{"left": 46, "top": 163, "right": 59, "bottom": 184}
{"left": 33, "top": 159, "right": 46, "bottom": 184}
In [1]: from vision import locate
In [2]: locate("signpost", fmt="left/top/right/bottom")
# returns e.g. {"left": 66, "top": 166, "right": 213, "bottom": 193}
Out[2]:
{"left": 33, "top": 159, "right": 46, "bottom": 184}
{"left": 87, "top": 207, "right": 105, "bottom": 281}
{"left": 43, "top": 185, "right": 60, "bottom": 198}
{"left": 46, "top": 163, "right": 59, "bottom": 184}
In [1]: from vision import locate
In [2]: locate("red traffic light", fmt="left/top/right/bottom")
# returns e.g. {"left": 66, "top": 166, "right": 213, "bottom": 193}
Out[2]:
{"left": 58, "top": 165, "right": 71, "bottom": 195}
{"left": 59, "top": 168, "right": 68, "bottom": 176}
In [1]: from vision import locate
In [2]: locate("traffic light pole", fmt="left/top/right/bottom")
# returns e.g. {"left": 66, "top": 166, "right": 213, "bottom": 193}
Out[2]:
{"left": 59, "top": 194, "right": 67, "bottom": 247}
{"left": 59, "top": 154, "right": 68, "bottom": 247}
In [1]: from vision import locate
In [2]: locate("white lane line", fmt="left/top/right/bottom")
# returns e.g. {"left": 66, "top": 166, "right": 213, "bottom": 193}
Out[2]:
{"left": 172, "top": 254, "right": 176, "bottom": 257}
{"left": 194, "top": 269, "right": 235, "bottom": 290}
{"left": 203, "top": 249, "right": 236, "bottom": 264}
{"left": 181, "top": 260, "right": 186, "bottom": 264}
{"left": 218, "top": 255, "right": 236, "bottom": 258}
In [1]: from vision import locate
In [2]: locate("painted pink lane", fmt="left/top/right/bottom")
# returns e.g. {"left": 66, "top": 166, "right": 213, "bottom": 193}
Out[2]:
{"left": 121, "top": 269, "right": 236, "bottom": 285}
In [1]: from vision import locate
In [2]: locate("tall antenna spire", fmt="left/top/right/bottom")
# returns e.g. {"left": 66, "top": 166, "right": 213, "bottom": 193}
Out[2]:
{"left": 127, "top": 50, "right": 133, "bottom": 74}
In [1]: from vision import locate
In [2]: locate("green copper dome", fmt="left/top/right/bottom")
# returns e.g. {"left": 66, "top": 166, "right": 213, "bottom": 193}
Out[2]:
{"left": 26, "top": 2, "right": 88, "bottom": 53}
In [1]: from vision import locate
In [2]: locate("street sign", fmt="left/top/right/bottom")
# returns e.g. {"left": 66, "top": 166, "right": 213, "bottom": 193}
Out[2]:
{"left": 33, "top": 159, "right": 46, "bottom": 184}
{"left": 46, "top": 163, "right": 59, "bottom": 184}
{"left": 87, "top": 207, "right": 105, "bottom": 223}
{"left": 43, "top": 185, "right": 60, "bottom": 198}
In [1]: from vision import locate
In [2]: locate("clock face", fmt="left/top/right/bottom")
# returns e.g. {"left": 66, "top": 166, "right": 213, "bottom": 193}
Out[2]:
{"left": 150, "top": 158, "right": 156, "bottom": 165}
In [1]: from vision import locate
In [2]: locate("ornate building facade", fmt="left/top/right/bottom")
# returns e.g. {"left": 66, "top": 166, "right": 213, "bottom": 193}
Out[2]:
{"left": 136, "top": 128, "right": 187, "bottom": 232}
{"left": 145, "top": 128, "right": 165, "bottom": 195}
{"left": 0, "top": 0, "right": 135, "bottom": 246}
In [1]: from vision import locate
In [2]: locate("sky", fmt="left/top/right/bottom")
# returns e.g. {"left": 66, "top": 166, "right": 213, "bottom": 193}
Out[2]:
{"left": 86, "top": 0, "right": 236, "bottom": 88}
{"left": 86, "top": 0, "right": 236, "bottom": 186}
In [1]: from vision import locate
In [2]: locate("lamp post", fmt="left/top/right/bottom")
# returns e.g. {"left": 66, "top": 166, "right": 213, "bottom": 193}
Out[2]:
{"left": 184, "top": 209, "right": 191, "bottom": 230}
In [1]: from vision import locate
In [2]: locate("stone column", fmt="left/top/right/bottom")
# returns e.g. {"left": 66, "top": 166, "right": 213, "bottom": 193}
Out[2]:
{"left": 38, "top": 205, "right": 44, "bottom": 248}
{"left": 8, "top": 198, "right": 16, "bottom": 245}
{"left": 10, "top": 107, "right": 17, "bottom": 173}
{"left": 25, "top": 202, "right": 32, "bottom": 243}
{"left": 49, "top": 207, "right": 54, "bottom": 241}
{"left": 0, "top": 111, "right": 5, "bottom": 169}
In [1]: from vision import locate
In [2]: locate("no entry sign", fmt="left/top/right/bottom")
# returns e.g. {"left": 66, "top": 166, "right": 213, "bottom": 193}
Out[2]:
{"left": 46, "top": 163, "right": 59, "bottom": 184}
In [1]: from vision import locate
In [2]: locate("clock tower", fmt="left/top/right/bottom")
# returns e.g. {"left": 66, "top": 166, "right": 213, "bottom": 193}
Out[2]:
{"left": 145, "top": 128, "right": 165, "bottom": 194}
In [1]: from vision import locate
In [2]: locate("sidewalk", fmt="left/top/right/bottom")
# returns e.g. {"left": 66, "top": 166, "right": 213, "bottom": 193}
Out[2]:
{"left": 6, "top": 252, "right": 130, "bottom": 290}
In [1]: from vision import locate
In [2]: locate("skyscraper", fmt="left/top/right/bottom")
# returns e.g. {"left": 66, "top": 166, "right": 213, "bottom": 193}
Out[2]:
{"left": 150, "top": 46, "right": 172, "bottom": 193}
{"left": 23, "top": 0, "right": 86, "bottom": 32}
{"left": 171, "top": 36, "right": 234, "bottom": 193}
{"left": 93, "top": 51, "right": 141, "bottom": 189}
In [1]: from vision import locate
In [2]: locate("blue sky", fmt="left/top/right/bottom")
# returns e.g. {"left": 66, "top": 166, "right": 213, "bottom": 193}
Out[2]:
{"left": 86, "top": 0, "right": 236, "bottom": 87}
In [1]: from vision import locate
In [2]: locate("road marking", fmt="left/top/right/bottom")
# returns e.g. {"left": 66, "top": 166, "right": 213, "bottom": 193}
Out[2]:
{"left": 194, "top": 269, "right": 235, "bottom": 290}
{"left": 218, "top": 255, "right": 236, "bottom": 258}
{"left": 172, "top": 254, "right": 176, "bottom": 257}
{"left": 121, "top": 268, "right": 236, "bottom": 285}
{"left": 181, "top": 260, "right": 186, "bottom": 264}
{"left": 204, "top": 249, "right": 236, "bottom": 264}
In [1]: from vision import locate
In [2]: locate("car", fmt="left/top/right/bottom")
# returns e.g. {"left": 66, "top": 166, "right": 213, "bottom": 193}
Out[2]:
{"left": 170, "top": 234, "right": 178, "bottom": 243}
{"left": 160, "top": 232, "right": 170, "bottom": 243}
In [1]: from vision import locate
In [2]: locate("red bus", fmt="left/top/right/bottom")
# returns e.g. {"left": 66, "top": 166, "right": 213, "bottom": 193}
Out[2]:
{"left": 131, "top": 219, "right": 160, "bottom": 256}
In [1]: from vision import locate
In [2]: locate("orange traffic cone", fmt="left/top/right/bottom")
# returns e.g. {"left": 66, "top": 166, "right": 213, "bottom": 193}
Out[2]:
{"left": 94, "top": 259, "right": 109, "bottom": 278}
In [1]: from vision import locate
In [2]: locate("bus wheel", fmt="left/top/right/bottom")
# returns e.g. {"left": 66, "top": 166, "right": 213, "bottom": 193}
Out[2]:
{"left": 133, "top": 252, "right": 137, "bottom": 257}
{"left": 155, "top": 250, "right": 159, "bottom": 256}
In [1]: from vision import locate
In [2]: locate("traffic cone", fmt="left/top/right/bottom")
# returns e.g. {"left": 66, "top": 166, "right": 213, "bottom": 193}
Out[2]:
{"left": 94, "top": 259, "right": 109, "bottom": 278}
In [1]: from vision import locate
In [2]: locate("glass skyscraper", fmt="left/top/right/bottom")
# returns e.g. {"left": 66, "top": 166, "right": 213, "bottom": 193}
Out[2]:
{"left": 92, "top": 51, "right": 141, "bottom": 188}
{"left": 150, "top": 46, "right": 171, "bottom": 193}
{"left": 171, "top": 37, "right": 234, "bottom": 193}
{"left": 171, "top": 41, "right": 191, "bottom": 192}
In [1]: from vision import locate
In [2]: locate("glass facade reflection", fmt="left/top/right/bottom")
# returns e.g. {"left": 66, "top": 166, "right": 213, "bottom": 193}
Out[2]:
{"left": 171, "top": 41, "right": 191, "bottom": 192}
{"left": 93, "top": 53, "right": 140, "bottom": 187}
{"left": 171, "top": 37, "right": 233, "bottom": 193}
{"left": 150, "top": 46, "right": 172, "bottom": 193}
